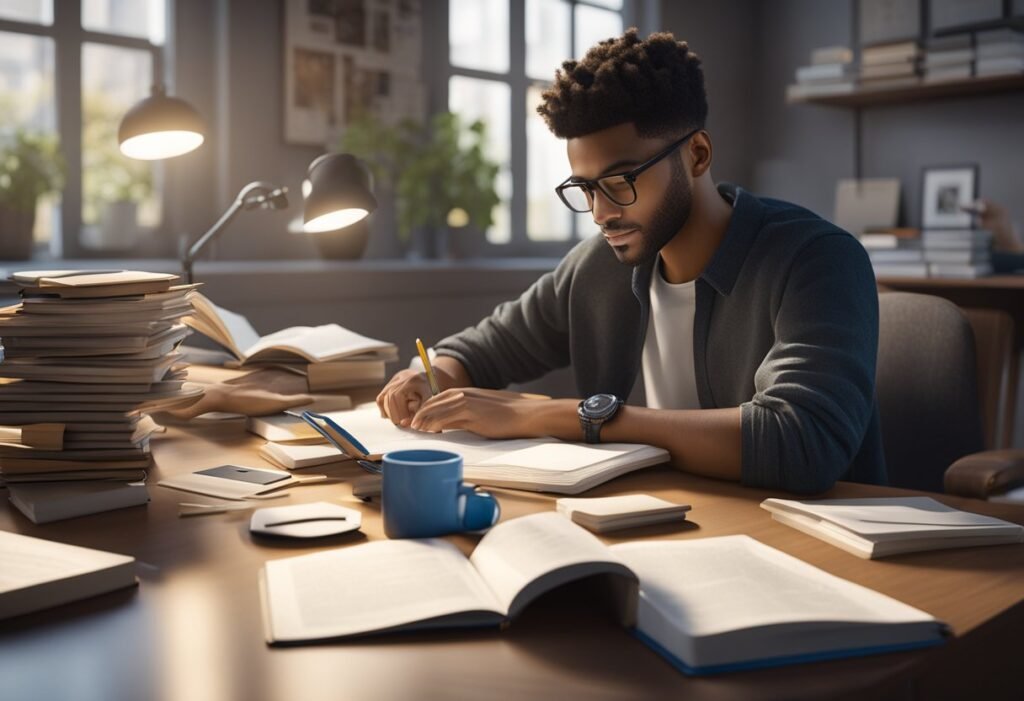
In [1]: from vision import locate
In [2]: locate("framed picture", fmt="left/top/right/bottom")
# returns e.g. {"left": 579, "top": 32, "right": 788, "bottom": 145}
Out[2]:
{"left": 921, "top": 165, "right": 978, "bottom": 229}
{"left": 283, "top": 0, "right": 426, "bottom": 146}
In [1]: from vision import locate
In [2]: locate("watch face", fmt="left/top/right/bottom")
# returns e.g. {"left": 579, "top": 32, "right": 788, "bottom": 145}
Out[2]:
{"left": 583, "top": 393, "right": 618, "bottom": 417}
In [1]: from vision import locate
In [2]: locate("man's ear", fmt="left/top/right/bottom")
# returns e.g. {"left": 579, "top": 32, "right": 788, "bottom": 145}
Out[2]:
{"left": 687, "top": 130, "right": 713, "bottom": 178}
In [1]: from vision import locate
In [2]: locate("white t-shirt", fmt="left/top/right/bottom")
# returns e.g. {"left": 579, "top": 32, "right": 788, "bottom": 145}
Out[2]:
{"left": 642, "top": 262, "right": 701, "bottom": 410}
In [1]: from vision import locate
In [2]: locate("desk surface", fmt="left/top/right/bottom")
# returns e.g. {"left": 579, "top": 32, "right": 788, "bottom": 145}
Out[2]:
{"left": 1, "top": 420, "right": 1023, "bottom": 701}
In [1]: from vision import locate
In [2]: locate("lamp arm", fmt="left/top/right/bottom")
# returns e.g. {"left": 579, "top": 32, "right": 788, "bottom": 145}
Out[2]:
{"left": 182, "top": 181, "right": 284, "bottom": 284}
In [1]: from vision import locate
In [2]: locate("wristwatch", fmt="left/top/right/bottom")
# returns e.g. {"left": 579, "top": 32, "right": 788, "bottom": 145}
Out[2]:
{"left": 577, "top": 393, "right": 624, "bottom": 444}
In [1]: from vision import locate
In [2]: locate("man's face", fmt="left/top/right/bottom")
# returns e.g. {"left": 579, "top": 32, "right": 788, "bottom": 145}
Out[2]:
{"left": 565, "top": 122, "right": 693, "bottom": 266}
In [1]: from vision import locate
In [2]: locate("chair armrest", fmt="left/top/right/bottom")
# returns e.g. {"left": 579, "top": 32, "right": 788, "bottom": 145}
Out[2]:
{"left": 944, "top": 450, "right": 1024, "bottom": 498}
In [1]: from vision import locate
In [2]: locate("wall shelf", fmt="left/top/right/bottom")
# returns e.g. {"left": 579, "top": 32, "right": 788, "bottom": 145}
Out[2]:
{"left": 787, "top": 73, "right": 1024, "bottom": 107}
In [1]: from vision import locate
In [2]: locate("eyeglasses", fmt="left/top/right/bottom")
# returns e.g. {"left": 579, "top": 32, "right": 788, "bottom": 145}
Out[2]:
{"left": 555, "top": 128, "right": 700, "bottom": 213}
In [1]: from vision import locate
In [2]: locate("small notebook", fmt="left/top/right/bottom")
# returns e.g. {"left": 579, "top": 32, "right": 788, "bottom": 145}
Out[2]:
{"left": 761, "top": 496, "right": 1024, "bottom": 559}
{"left": 556, "top": 494, "right": 691, "bottom": 533}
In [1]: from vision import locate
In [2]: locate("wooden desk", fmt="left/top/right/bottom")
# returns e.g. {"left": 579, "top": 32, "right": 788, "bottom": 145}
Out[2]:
{"left": 1, "top": 420, "right": 1022, "bottom": 701}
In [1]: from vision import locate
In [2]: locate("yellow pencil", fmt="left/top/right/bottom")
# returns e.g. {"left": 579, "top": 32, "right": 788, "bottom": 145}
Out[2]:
{"left": 415, "top": 337, "right": 440, "bottom": 396}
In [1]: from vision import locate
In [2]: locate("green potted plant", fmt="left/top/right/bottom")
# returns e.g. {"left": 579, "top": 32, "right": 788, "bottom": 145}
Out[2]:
{"left": 339, "top": 111, "right": 500, "bottom": 258}
{"left": 81, "top": 92, "right": 154, "bottom": 250}
{"left": 0, "top": 130, "right": 64, "bottom": 260}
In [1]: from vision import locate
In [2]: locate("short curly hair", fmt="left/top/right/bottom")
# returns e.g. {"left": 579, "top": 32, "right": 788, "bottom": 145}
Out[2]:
{"left": 537, "top": 28, "right": 707, "bottom": 140}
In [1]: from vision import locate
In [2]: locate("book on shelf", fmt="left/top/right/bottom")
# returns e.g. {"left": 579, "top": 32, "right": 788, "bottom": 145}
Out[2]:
{"left": 922, "top": 229, "right": 993, "bottom": 248}
{"left": 857, "top": 228, "right": 921, "bottom": 249}
{"left": 871, "top": 262, "right": 930, "bottom": 278}
{"left": 866, "top": 249, "right": 925, "bottom": 264}
{"left": 796, "top": 62, "right": 853, "bottom": 83}
{"left": 761, "top": 496, "right": 1024, "bottom": 559}
{"left": 8, "top": 480, "right": 149, "bottom": 524}
{"left": 260, "top": 408, "right": 669, "bottom": 494}
{"left": 860, "top": 41, "right": 920, "bottom": 65}
{"left": 183, "top": 291, "right": 398, "bottom": 365}
{"left": 785, "top": 81, "right": 856, "bottom": 101}
{"left": 261, "top": 512, "right": 949, "bottom": 674}
{"left": 0, "top": 529, "right": 137, "bottom": 621}
{"left": 929, "top": 262, "right": 994, "bottom": 279}
{"left": 810, "top": 45, "right": 853, "bottom": 65}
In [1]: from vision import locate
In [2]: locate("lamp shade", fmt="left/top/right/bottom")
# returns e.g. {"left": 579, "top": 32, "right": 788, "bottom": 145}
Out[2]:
{"left": 303, "top": 153, "right": 377, "bottom": 233}
{"left": 118, "top": 85, "right": 206, "bottom": 161}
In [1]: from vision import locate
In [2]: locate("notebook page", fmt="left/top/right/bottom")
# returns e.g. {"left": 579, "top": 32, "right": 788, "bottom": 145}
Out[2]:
{"left": 476, "top": 443, "right": 629, "bottom": 472}
{"left": 469, "top": 512, "right": 631, "bottom": 618}
{"left": 263, "top": 539, "right": 502, "bottom": 641}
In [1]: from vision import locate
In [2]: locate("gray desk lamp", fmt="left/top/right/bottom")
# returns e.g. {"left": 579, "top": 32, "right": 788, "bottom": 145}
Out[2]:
{"left": 118, "top": 88, "right": 377, "bottom": 282}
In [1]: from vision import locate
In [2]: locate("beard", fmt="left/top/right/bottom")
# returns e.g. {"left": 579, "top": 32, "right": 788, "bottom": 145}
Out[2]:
{"left": 603, "top": 158, "right": 692, "bottom": 267}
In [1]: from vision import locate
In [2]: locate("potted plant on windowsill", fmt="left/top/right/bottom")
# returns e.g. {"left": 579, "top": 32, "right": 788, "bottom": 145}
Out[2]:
{"left": 81, "top": 92, "right": 154, "bottom": 251}
{"left": 0, "top": 131, "right": 64, "bottom": 260}
{"left": 339, "top": 111, "right": 500, "bottom": 259}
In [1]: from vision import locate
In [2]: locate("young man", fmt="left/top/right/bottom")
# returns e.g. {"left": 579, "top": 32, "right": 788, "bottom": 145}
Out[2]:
{"left": 377, "top": 29, "right": 884, "bottom": 493}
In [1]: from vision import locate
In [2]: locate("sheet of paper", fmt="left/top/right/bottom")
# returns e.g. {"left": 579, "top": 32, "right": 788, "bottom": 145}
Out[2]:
{"left": 476, "top": 443, "right": 628, "bottom": 473}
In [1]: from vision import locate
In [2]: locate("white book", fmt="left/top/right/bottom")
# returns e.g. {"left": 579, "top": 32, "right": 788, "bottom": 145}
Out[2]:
{"left": 261, "top": 514, "right": 948, "bottom": 674}
{"left": 867, "top": 249, "right": 925, "bottom": 263}
{"left": 259, "top": 408, "right": 669, "bottom": 494}
{"left": 8, "top": 481, "right": 149, "bottom": 524}
{"left": 184, "top": 292, "right": 397, "bottom": 365}
{"left": 929, "top": 263, "right": 993, "bottom": 279}
{"left": 796, "top": 62, "right": 852, "bottom": 83}
{"left": 0, "top": 530, "right": 137, "bottom": 620}
{"left": 871, "top": 262, "right": 929, "bottom": 278}
{"left": 611, "top": 536, "right": 947, "bottom": 674}
{"left": 761, "top": 497, "right": 1024, "bottom": 559}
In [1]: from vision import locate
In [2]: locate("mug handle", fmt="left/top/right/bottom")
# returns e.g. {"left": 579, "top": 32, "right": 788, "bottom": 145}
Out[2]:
{"left": 458, "top": 483, "right": 500, "bottom": 531}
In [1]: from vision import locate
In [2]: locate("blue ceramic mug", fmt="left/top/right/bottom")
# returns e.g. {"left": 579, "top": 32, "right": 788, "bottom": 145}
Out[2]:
{"left": 382, "top": 449, "right": 500, "bottom": 539}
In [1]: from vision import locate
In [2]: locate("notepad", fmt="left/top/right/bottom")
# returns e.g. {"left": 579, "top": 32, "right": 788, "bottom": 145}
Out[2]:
{"left": 258, "top": 408, "right": 670, "bottom": 494}
{"left": 556, "top": 494, "right": 691, "bottom": 533}
{"left": 761, "top": 496, "right": 1024, "bottom": 558}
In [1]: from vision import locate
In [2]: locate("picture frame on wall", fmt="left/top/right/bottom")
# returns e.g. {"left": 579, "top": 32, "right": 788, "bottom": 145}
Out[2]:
{"left": 921, "top": 164, "right": 979, "bottom": 229}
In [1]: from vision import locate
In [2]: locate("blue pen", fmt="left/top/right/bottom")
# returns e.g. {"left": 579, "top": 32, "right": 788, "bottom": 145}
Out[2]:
{"left": 300, "top": 411, "right": 382, "bottom": 474}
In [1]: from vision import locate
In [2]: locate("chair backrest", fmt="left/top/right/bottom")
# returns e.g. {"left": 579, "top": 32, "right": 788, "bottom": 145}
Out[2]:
{"left": 962, "top": 307, "right": 1015, "bottom": 449}
{"left": 876, "top": 292, "right": 985, "bottom": 492}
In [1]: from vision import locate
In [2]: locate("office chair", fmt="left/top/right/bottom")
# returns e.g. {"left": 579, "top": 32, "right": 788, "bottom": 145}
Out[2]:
{"left": 876, "top": 292, "right": 1024, "bottom": 497}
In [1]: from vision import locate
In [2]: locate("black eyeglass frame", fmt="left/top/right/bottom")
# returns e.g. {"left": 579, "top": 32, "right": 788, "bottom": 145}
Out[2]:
{"left": 554, "top": 127, "right": 702, "bottom": 213}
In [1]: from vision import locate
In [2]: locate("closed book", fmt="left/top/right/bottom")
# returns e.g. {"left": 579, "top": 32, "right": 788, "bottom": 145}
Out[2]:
{"left": 976, "top": 56, "right": 1024, "bottom": 75}
{"left": 810, "top": 45, "right": 853, "bottom": 65}
{"left": 262, "top": 514, "right": 948, "bottom": 675}
{"left": 556, "top": 494, "right": 691, "bottom": 533}
{"left": 761, "top": 497, "right": 1024, "bottom": 558}
{"left": 861, "top": 41, "right": 919, "bottom": 65}
{"left": 0, "top": 530, "right": 137, "bottom": 620}
{"left": 867, "top": 249, "right": 925, "bottom": 264}
{"left": 8, "top": 480, "right": 149, "bottom": 524}
{"left": 785, "top": 82, "right": 856, "bottom": 101}
{"left": 929, "top": 263, "right": 993, "bottom": 278}
{"left": 860, "top": 62, "right": 920, "bottom": 79}
{"left": 796, "top": 62, "right": 852, "bottom": 82}
{"left": 871, "top": 262, "right": 929, "bottom": 277}
{"left": 924, "top": 65, "right": 973, "bottom": 83}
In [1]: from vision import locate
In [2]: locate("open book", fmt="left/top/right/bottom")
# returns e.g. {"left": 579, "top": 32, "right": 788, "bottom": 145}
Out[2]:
{"left": 183, "top": 292, "right": 397, "bottom": 365}
{"left": 761, "top": 497, "right": 1024, "bottom": 559}
{"left": 260, "top": 513, "right": 948, "bottom": 674}
{"left": 260, "top": 408, "right": 670, "bottom": 494}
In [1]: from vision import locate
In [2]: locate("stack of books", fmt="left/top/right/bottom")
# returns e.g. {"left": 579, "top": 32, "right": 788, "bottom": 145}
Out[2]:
{"left": 786, "top": 45, "right": 856, "bottom": 100}
{"left": 922, "top": 34, "right": 974, "bottom": 84}
{"left": 975, "top": 28, "right": 1024, "bottom": 77}
{"left": 0, "top": 270, "right": 201, "bottom": 520}
{"left": 922, "top": 229, "right": 993, "bottom": 278}
{"left": 860, "top": 41, "right": 921, "bottom": 90}
{"left": 184, "top": 292, "right": 398, "bottom": 391}
{"left": 858, "top": 228, "right": 927, "bottom": 278}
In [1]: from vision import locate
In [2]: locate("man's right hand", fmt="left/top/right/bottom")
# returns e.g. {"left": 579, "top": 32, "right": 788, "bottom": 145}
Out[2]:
{"left": 376, "top": 356, "right": 471, "bottom": 427}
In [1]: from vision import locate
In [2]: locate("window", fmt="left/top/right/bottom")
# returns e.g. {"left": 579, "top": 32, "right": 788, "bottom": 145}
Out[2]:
{"left": 0, "top": 0, "right": 167, "bottom": 258}
{"left": 447, "top": 0, "right": 628, "bottom": 254}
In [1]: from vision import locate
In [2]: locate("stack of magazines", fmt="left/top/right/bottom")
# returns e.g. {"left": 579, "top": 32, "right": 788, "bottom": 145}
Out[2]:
{"left": 0, "top": 270, "right": 201, "bottom": 521}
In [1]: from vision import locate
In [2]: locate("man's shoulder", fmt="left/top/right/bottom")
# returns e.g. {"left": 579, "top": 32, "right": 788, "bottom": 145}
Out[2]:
{"left": 746, "top": 191, "right": 862, "bottom": 262}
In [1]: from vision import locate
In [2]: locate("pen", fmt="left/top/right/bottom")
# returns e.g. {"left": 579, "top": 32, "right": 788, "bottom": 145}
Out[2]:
{"left": 416, "top": 337, "right": 440, "bottom": 396}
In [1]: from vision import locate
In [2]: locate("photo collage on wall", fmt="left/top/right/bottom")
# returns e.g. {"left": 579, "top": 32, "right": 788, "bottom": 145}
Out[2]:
{"left": 284, "top": 0, "right": 426, "bottom": 146}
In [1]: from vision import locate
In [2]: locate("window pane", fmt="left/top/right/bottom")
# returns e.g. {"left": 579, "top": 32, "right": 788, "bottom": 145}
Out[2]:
{"left": 581, "top": 0, "right": 622, "bottom": 9}
{"left": 83, "top": 0, "right": 166, "bottom": 45}
{"left": 450, "top": 0, "right": 508, "bottom": 74}
{"left": 0, "top": 0, "right": 51, "bottom": 24}
{"left": 526, "top": 86, "right": 570, "bottom": 241}
{"left": 574, "top": 5, "right": 623, "bottom": 59}
{"left": 82, "top": 43, "right": 160, "bottom": 250}
{"left": 449, "top": 75, "right": 510, "bottom": 244}
{"left": 0, "top": 30, "right": 58, "bottom": 251}
{"left": 526, "top": 0, "right": 570, "bottom": 82}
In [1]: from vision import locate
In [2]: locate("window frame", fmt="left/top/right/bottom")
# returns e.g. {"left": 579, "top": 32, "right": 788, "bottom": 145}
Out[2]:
{"left": 444, "top": 0, "right": 638, "bottom": 257}
{"left": 0, "top": 0, "right": 170, "bottom": 259}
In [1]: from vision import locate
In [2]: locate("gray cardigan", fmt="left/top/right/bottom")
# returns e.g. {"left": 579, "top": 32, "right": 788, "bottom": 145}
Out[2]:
{"left": 435, "top": 184, "right": 886, "bottom": 493}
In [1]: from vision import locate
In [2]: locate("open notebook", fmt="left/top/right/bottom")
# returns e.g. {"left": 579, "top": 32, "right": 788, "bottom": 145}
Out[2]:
{"left": 259, "top": 408, "right": 670, "bottom": 494}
